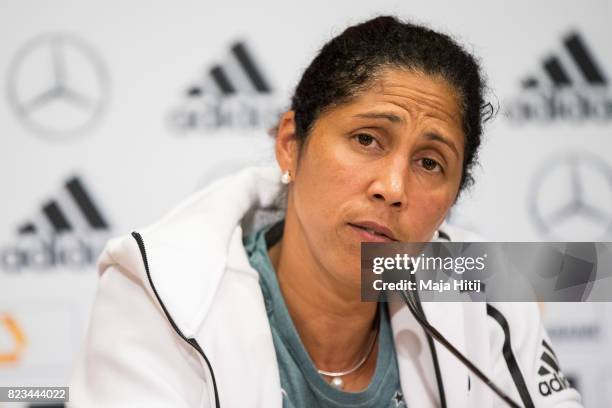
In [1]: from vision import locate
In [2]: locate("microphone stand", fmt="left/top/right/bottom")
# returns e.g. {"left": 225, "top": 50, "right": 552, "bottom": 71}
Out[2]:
{"left": 398, "top": 289, "right": 522, "bottom": 408}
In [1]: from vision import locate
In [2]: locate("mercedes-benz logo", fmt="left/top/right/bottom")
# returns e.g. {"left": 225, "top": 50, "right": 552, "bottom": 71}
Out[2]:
{"left": 529, "top": 151, "right": 612, "bottom": 240}
{"left": 6, "top": 33, "right": 110, "bottom": 138}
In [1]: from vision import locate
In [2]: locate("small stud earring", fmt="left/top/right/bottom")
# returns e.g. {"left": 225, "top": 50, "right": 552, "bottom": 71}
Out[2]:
{"left": 281, "top": 170, "right": 291, "bottom": 184}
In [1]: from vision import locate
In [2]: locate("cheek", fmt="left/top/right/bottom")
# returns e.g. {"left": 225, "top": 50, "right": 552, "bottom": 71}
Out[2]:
{"left": 292, "top": 135, "right": 369, "bottom": 258}
{"left": 404, "top": 189, "right": 453, "bottom": 240}
{"left": 295, "top": 135, "right": 361, "bottom": 215}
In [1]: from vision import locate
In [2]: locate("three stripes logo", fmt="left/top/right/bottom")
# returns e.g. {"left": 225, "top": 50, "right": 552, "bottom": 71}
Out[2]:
{"left": 188, "top": 42, "right": 272, "bottom": 97}
{"left": 537, "top": 339, "right": 571, "bottom": 397}
{"left": 1, "top": 176, "right": 111, "bottom": 272}
{"left": 19, "top": 176, "right": 109, "bottom": 236}
{"left": 505, "top": 31, "right": 612, "bottom": 123}
{"left": 169, "top": 41, "right": 284, "bottom": 133}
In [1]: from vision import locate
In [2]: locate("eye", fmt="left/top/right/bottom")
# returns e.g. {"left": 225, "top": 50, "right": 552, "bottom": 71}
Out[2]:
{"left": 352, "top": 133, "right": 384, "bottom": 152}
{"left": 420, "top": 157, "right": 442, "bottom": 172}
{"left": 357, "top": 133, "right": 376, "bottom": 146}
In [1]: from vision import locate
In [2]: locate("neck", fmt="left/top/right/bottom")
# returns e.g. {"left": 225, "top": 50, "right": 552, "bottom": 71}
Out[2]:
{"left": 267, "top": 209, "right": 379, "bottom": 372}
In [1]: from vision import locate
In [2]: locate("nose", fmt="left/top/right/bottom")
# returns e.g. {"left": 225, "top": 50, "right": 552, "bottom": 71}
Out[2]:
{"left": 368, "top": 159, "right": 408, "bottom": 209}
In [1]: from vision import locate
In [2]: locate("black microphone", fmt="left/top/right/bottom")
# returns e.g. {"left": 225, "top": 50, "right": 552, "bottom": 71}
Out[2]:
{"left": 399, "top": 289, "right": 522, "bottom": 408}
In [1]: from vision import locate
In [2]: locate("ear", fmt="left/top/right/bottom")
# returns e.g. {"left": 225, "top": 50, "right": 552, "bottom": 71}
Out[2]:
{"left": 274, "top": 110, "right": 299, "bottom": 176}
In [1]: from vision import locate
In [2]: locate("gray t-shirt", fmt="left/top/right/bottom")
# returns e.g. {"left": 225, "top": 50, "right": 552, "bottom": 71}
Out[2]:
{"left": 243, "top": 219, "right": 406, "bottom": 408}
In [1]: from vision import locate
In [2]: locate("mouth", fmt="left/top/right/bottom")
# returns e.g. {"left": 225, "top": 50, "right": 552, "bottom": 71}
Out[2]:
{"left": 348, "top": 222, "right": 398, "bottom": 242}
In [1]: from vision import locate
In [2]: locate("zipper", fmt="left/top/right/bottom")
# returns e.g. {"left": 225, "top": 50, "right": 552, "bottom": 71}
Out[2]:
{"left": 131, "top": 231, "right": 221, "bottom": 408}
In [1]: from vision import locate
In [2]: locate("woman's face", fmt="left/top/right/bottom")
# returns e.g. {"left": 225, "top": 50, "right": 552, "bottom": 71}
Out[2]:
{"left": 277, "top": 69, "right": 465, "bottom": 287}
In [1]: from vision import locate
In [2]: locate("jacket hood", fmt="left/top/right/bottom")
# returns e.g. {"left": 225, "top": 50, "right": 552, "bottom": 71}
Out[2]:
{"left": 97, "top": 165, "right": 285, "bottom": 338}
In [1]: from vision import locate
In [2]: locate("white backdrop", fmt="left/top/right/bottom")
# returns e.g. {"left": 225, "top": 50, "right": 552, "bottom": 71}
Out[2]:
{"left": 1, "top": 1, "right": 611, "bottom": 406}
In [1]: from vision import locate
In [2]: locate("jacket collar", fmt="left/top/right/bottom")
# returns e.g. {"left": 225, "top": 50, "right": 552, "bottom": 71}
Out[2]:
{"left": 128, "top": 165, "right": 283, "bottom": 338}
{"left": 119, "top": 163, "right": 464, "bottom": 339}
{"left": 105, "top": 164, "right": 474, "bottom": 407}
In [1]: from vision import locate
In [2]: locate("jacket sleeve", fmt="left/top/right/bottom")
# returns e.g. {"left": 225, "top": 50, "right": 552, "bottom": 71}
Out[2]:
{"left": 68, "top": 263, "right": 211, "bottom": 408}
{"left": 487, "top": 302, "right": 583, "bottom": 408}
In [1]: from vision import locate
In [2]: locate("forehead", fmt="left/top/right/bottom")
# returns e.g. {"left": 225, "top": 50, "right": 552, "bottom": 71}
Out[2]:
{"left": 333, "top": 69, "right": 464, "bottom": 129}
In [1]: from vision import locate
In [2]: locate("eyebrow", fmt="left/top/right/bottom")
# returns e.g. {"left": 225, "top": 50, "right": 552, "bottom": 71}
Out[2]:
{"left": 353, "top": 111, "right": 460, "bottom": 159}
{"left": 353, "top": 112, "right": 404, "bottom": 123}
{"left": 425, "top": 132, "right": 460, "bottom": 159}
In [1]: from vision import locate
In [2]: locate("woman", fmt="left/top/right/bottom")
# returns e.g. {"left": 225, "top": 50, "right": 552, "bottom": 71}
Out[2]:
{"left": 70, "top": 16, "right": 583, "bottom": 407}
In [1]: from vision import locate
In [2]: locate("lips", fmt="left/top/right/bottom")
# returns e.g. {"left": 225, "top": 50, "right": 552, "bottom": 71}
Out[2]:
{"left": 348, "top": 221, "right": 398, "bottom": 242}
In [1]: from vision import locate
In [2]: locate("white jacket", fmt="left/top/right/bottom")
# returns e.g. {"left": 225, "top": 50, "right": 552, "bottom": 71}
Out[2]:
{"left": 69, "top": 165, "right": 583, "bottom": 408}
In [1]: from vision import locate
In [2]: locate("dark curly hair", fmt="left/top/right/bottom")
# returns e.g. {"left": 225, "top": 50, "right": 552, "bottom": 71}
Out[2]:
{"left": 289, "top": 15, "right": 494, "bottom": 199}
